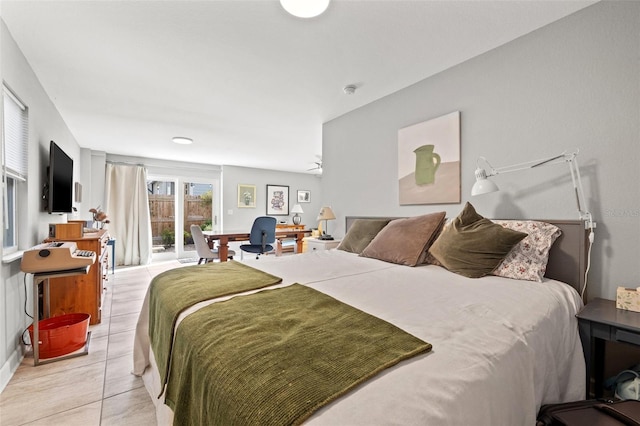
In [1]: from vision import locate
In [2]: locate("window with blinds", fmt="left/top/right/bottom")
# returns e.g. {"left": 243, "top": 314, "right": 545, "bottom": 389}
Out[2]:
{"left": 3, "top": 87, "right": 28, "bottom": 180}
{"left": 3, "top": 85, "right": 29, "bottom": 251}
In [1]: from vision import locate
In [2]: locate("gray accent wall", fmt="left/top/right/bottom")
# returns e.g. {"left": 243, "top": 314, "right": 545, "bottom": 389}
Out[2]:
{"left": 322, "top": 1, "right": 640, "bottom": 300}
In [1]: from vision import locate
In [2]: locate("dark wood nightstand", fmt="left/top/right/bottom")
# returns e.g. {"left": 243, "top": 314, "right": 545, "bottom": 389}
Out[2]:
{"left": 576, "top": 298, "right": 640, "bottom": 398}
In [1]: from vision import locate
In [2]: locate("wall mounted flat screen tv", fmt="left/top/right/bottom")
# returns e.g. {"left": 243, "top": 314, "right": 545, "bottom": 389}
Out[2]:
{"left": 47, "top": 140, "right": 74, "bottom": 213}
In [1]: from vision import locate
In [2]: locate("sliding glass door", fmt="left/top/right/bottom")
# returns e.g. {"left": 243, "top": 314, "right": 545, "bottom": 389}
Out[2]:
{"left": 181, "top": 181, "right": 218, "bottom": 259}
{"left": 148, "top": 178, "right": 177, "bottom": 262}
{"left": 147, "top": 176, "right": 219, "bottom": 262}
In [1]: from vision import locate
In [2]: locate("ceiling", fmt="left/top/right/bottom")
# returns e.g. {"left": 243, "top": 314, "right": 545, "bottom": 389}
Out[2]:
{"left": 2, "top": 0, "right": 595, "bottom": 174}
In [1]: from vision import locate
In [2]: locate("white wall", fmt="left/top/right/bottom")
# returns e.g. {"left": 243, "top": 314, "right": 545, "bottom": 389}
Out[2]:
{"left": 1, "top": 0, "right": 636, "bottom": 391}
{"left": 0, "top": 25, "right": 324, "bottom": 388}
{"left": 222, "top": 165, "right": 322, "bottom": 232}
{"left": 322, "top": 1, "right": 640, "bottom": 301}
{"left": 1, "top": 21, "right": 83, "bottom": 390}
{"left": 106, "top": 154, "right": 222, "bottom": 183}
{"left": 0, "top": 18, "right": 323, "bottom": 389}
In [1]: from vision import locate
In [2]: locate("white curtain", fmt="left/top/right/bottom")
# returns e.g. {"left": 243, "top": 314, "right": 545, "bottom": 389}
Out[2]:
{"left": 104, "top": 163, "right": 152, "bottom": 266}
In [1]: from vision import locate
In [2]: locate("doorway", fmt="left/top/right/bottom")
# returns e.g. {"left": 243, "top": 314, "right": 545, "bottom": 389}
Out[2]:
{"left": 147, "top": 177, "right": 219, "bottom": 262}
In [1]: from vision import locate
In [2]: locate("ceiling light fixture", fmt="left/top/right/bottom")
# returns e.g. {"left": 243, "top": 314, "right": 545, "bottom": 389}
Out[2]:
{"left": 280, "top": 0, "right": 330, "bottom": 18}
{"left": 343, "top": 84, "right": 357, "bottom": 95}
{"left": 172, "top": 137, "right": 193, "bottom": 145}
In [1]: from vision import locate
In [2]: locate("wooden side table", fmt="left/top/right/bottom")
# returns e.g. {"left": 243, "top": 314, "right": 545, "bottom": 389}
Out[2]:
{"left": 576, "top": 298, "right": 640, "bottom": 398}
{"left": 31, "top": 267, "right": 92, "bottom": 366}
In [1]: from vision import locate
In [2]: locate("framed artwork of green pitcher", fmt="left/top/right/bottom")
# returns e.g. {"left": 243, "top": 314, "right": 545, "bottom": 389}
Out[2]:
{"left": 397, "top": 111, "right": 461, "bottom": 205}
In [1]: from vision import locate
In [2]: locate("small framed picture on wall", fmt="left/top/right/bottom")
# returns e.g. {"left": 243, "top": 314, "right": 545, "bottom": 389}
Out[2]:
{"left": 266, "top": 184, "right": 289, "bottom": 215}
{"left": 238, "top": 184, "right": 256, "bottom": 208}
{"left": 297, "top": 190, "right": 311, "bottom": 203}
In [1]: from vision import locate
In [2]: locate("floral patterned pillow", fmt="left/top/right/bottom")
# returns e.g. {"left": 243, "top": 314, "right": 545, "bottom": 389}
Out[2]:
{"left": 492, "top": 220, "right": 562, "bottom": 282}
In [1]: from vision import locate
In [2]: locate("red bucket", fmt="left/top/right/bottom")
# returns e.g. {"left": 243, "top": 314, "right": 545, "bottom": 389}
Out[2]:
{"left": 28, "top": 313, "right": 90, "bottom": 359}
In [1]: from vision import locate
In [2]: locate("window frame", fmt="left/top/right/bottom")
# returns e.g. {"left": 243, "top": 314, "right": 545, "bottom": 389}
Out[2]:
{"left": 2, "top": 85, "right": 29, "bottom": 255}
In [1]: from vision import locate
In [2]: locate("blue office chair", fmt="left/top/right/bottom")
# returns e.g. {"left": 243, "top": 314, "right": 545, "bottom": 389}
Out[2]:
{"left": 240, "top": 216, "right": 277, "bottom": 259}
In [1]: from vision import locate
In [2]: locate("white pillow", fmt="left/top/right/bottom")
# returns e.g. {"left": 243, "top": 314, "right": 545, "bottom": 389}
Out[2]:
{"left": 492, "top": 220, "right": 561, "bottom": 282}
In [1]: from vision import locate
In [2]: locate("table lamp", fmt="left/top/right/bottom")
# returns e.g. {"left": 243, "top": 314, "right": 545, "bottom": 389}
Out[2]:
{"left": 317, "top": 206, "right": 336, "bottom": 240}
{"left": 291, "top": 204, "right": 304, "bottom": 225}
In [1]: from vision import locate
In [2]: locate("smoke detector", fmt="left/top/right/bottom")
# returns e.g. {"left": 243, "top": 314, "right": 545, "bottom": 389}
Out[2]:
{"left": 343, "top": 84, "right": 357, "bottom": 95}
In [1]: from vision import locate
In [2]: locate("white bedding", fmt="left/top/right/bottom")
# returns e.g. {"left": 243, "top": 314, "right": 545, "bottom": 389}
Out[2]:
{"left": 133, "top": 249, "right": 585, "bottom": 425}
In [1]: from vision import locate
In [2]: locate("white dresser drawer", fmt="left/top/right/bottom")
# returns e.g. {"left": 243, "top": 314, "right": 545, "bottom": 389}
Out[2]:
{"left": 306, "top": 238, "right": 341, "bottom": 251}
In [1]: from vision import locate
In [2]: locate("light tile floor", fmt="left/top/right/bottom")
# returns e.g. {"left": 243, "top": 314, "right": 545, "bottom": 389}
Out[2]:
{"left": 0, "top": 260, "right": 187, "bottom": 426}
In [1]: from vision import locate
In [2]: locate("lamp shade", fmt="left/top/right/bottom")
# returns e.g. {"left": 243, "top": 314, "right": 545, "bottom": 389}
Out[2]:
{"left": 280, "top": 0, "right": 330, "bottom": 18}
{"left": 471, "top": 178, "right": 499, "bottom": 196}
{"left": 471, "top": 167, "right": 500, "bottom": 196}
{"left": 317, "top": 206, "right": 336, "bottom": 221}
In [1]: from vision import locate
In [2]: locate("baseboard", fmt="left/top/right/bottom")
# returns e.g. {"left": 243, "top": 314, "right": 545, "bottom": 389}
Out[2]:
{"left": 0, "top": 349, "right": 23, "bottom": 393}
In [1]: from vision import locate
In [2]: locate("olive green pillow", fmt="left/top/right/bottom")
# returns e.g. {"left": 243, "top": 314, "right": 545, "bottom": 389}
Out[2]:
{"left": 337, "top": 219, "right": 391, "bottom": 254}
{"left": 360, "top": 212, "right": 446, "bottom": 266}
{"left": 429, "top": 202, "right": 527, "bottom": 278}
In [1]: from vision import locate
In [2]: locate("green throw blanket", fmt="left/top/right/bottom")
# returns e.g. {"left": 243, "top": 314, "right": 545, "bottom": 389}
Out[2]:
{"left": 149, "top": 261, "right": 283, "bottom": 391}
{"left": 165, "top": 284, "right": 432, "bottom": 426}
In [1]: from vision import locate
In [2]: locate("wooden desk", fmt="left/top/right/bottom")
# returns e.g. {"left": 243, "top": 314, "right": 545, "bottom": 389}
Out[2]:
{"left": 204, "top": 229, "right": 311, "bottom": 261}
{"left": 276, "top": 224, "right": 306, "bottom": 231}
{"left": 276, "top": 224, "right": 306, "bottom": 253}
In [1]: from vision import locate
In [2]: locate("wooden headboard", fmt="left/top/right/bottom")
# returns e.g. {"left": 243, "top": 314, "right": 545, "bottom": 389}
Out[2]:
{"left": 345, "top": 216, "right": 588, "bottom": 295}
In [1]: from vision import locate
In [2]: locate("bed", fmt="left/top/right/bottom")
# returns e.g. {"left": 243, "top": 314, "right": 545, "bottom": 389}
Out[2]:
{"left": 133, "top": 204, "right": 588, "bottom": 425}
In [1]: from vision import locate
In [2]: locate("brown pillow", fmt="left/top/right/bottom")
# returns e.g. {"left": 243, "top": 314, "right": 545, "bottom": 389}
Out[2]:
{"left": 429, "top": 202, "right": 527, "bottom": 278}
{"left": 423, "top": 221, "right": 450, "bottom": 266}
{"left": 337, "top": 219, "right": 391, "bottom": 254}
{"left": 360, "top": 212, "right": 446, "bottom": 266}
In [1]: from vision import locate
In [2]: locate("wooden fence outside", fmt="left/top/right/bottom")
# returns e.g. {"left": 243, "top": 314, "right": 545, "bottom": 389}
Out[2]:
{"left": 148, "top": 195, "right": 212, "bottom": 244}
